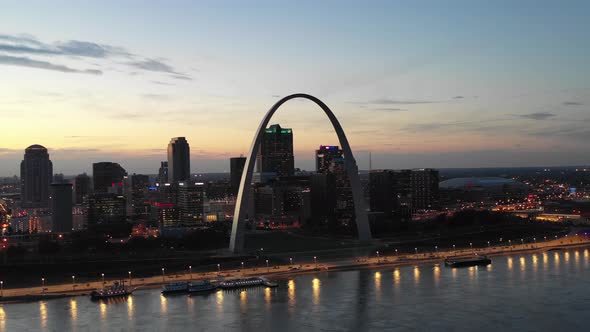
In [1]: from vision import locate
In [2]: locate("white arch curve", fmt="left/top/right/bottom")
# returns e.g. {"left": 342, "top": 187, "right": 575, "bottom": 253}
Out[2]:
{"left": 229, "top": 93, "right": 372, "bottom": 253}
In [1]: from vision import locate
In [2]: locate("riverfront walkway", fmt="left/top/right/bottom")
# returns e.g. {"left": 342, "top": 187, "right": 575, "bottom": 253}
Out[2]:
{"left": 1, "top": 233, "right": 589, "bottom": 302}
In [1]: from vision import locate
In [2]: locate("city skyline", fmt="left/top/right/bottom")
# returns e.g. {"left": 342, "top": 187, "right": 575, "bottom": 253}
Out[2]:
{"left": 1, "top": 1, "right": 590, "bottom": 176}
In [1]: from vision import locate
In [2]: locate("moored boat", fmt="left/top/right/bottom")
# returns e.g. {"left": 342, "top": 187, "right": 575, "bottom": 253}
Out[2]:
{"left": 219, "top": 277, "right": 278, "bottom": 289}
{"left": 444, "top": 255, "right": 492, "bottom": 268}
{"left": 91, "top": 282, "right": 133, "bottom": 300}
{"left": 162, "top": 282, "right": 189, "bottom": 294}
{"left": 188, "top": 280, "right": 217, "bottom": 294}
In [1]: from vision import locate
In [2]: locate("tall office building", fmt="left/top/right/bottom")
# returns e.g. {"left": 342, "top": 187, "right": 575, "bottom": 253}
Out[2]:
{"left": 20, "top": 144, "right": 53, "bottom": 208}
{"left": 156, "top": 161, "right": 168, "bottom": 184}
{"left": 93, "top": 162, "right": 127, "bottom": 193}
{"left": 369, "top": 169, "right": 412, "bottom": 218}
{"left": 257, "top": 124, "right": 294, "bottom": 177}
{"left": 87, "top": 193, "right": 127, "bottom": 226}
{"left": 130, "top": 174, "right": 151, "bottom": 218}
{"left": 50, "top": 182, "right": 73, "bottom": 232}
{"left": 369, "top": 169, "right": 438, "bottom": 216}
{"left": 230, "top": 157, "right": 247, "bottom": 195}
{"left": 74, "top": 173, "right": 91, "bottom": 205}
{"left": 411, "top": 169, "right": 439, "bottom": 210}
{"left": 167, "top": 137, "right": 191, "bottom": 183}
{"left": 178, "top": 182, "right": 205, "bottom": 226}
{"left": 315, "top": 145, "right": 353, "bottom": 230}
{"left": 316, "top": 145, "right": 344, "bottom": 174}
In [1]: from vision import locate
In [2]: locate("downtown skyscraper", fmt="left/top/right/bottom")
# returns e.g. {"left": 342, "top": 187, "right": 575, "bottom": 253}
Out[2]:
{"left": 256, "top": 124, "right": 294, "bottom": 177}
{"left": 92, "top": 162, "right": 127, "bottom": 193}
{"left": 20, "top": 144, "right": 53, "bottom": 208}
{"left": 167, "top": 137, "right": 190, "bottom": 183}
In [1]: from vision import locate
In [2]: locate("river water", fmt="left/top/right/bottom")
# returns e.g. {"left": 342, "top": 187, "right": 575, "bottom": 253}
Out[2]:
{"left": 1, "top": 248, "right": 589, "bottom": 331}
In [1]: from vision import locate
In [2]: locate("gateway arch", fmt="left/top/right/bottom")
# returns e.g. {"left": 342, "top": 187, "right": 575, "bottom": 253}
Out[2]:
{"left": 229, "top": 93, "right": 372, "bottom": 253}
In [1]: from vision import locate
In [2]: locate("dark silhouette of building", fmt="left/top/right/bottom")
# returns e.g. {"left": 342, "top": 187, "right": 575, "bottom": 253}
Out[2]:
{"left": 230, "top": 157, "right": 246, "bottom": 195}
{"left": 88, "top": 193, "right": 127, "bottom": 226}
{"left": 153, "top": 183, "right": 178, "bottom": 228}
{"left": 370, "top": 168, "right": 439, "bottom": 217}
{"left": 316, "top": 145, "right": 343, "bottom": 174}
{"left": 20, "top": 144, "right": 53, "bottom": 208}
{"left": 74, "top": 173, "right": 91, "bottom": 205}
{"left": 315, "top": 145, "right": 354, "bottom": 232}
{"left": 178, "top": 182, "right": 205, "bottom": 226}
{"left": 130, "top": 174, "right": 151, "bottom": 219}
{"left": 156, "top": 161, "right": 168, "bottom": 184}
{"left": 310, "top": 173, "right": 337, "bottom": 229}
{"left": 53, "top": 173, "right": 65, "bottom": 183}
{"left": 92, "top": 162, "right": 127, "bottom": 193}
{"left": 253, "top": 176, "right": 311, "bottom": 228}
{"left": 411, "top": 168, "right": 439, "bottom": 210}
{"left": 256, "top": 124, "right": 294, "bottom": 177}
{"left": 167, "top": 137, "right": 190, "bottom": 183}
{"left": 50, "top": 182, "right": 73, "bottom": 232}
{"left": 369, "top": 169, "right": 412, "bottom": 220}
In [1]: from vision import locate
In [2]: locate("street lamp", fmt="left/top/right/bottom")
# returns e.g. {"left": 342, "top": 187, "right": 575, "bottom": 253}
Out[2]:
{"left": 289, "top": 257, "right": 293, "bottom": 266}
{"left": 520, "top": 238, "right": 524, "bottom": 245}
{"left": 414, "top": 248, "right": 418, "bottom": 255}
{"left": 487, "top": 241, "right": 490, "bottom": 247}
{"left": 469, "top": 242, "right": 473, "bottom": 250}
{"left": 161, "top": 268, "right": 165, "bottom": 282}
{"left": 241, "top": 262, "right": 245, "bottom": 270}
{"left": 453, "top": 244, "right": 456, "bottom": 252}
{"left": 188, "top": 266, "right": 192, "bottom": 280}
{"left": 101, "top": 273, "right": 105, "bottom": 285}
{"left": 1, "top": 281, "right": 3, "bottom": 297}
{"left": 376, "top": 251, "right": 380, "bottom": 263}
{"left": 435, "top": 246, "right": 438, "bottom": 253}
{"left": 72, "top": 275, "right": 75, "bottom": 290}
{"left": 217, "top": 263, "right": 221, "bottom": 275}
{"left": 313, "top": 256, "right": 318, "bottom": 269}
{"left": 395, "top": 249, "right": 398, "bottom": 256}
{"left": 41, "top": 278, "right": 45, "bottom": 294}
{"left": 128, "top": 271, "right": 132, "bottom": 286}
{"left": 266, "top": 259, "right": 270, "bottom": 272}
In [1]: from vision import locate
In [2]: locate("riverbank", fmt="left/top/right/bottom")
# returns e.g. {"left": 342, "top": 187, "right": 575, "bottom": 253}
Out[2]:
{"left": 1, "top": 234, "right": 589, "bottom": 304}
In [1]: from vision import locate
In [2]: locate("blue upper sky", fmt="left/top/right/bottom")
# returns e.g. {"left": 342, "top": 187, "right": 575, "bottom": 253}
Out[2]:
{"left": 0, "top": 0, "right": 588, "bottom": 175}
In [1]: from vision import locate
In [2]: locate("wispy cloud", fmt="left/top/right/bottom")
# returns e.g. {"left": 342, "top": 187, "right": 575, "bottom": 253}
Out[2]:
{"left": 151, "top": 80, "right": 175, "bottom": 86}
{"left": 563, "top": 101, "right": 583, "bottom": 106}
{"left": 141, "top": 93, "right": 170, "bottom": 100}
{"left": 0, "top": 33, "right": 189, "bottom": 79}
{"left": 370, "top": 107, "right": 408, "bottom": 112}
{"left": 368, "top": 98, "right": 438, "bottom": 105}
{"left": 0, "top": 54, "right": 102, "bottom": 74}
{"left": 127, "top": 58, "right": 176, "bottom": 73}
{"left": 516, "top": 112, "right": 556, "bottom": 120}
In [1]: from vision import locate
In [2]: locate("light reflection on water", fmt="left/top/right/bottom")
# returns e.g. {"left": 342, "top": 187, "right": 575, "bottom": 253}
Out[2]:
{"left": 413, "top": 266, "right": 420, "bottom": 284}
{"left": 70, "top": 299, "right": 77, "bottom": 322}
{"left": 39, "top": 301, "right": 47, "bottom": 329}
{"left": 393, "top": 269, "right": 401, "bottom": 288}
{"left": 287, "top": 279, "right": 296, "bottom": 312}
{"left": 0, "top": 306, "right": 5, "bottom": 331}
{"left": 2, "top": 249, "right": 589, "bottom": 331}
{"left": 312, "top": 278, "right": 320, "bottom": 305}
{"left": 433, "top": 265, "right": 440, "bottom": 286}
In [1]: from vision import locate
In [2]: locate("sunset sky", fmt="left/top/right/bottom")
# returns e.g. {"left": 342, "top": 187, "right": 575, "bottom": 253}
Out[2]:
{"left": 1, "top": 0, "right": 589, "bottom": 176}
